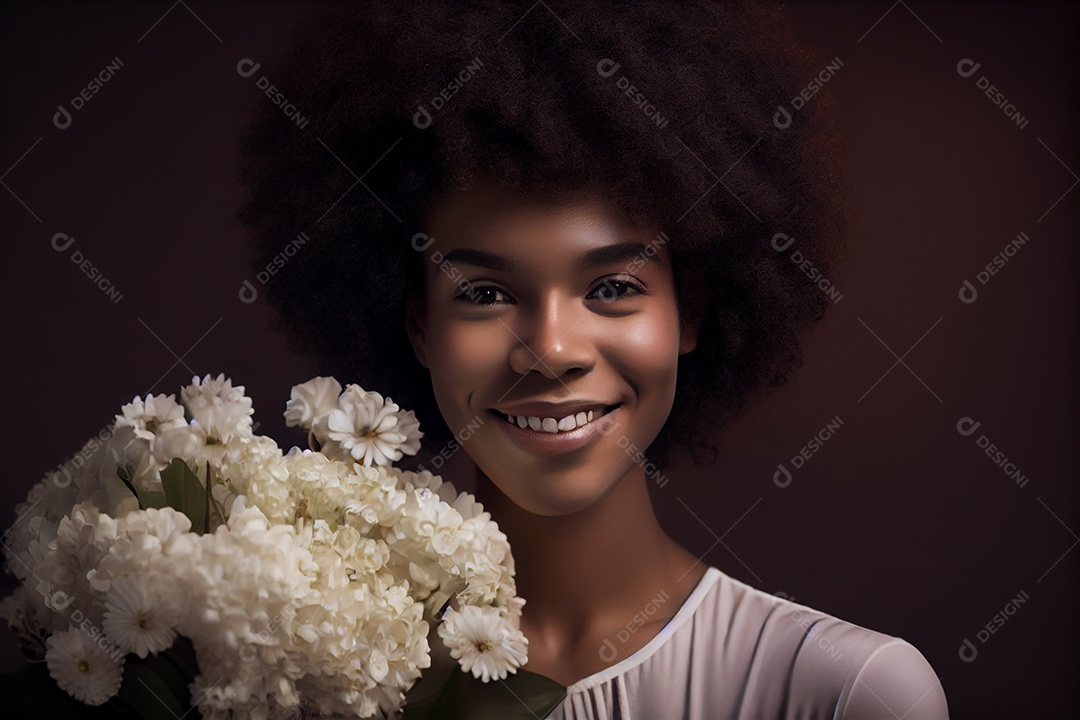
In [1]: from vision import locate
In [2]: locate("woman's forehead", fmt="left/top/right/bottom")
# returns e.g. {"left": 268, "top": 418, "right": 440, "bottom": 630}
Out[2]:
{"left": 422, "top": 181, "right": 671, "bottom": 268}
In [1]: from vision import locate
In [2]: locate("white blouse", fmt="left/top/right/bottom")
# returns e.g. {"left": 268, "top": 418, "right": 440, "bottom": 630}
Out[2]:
{"left": 543, "top": 566, "right": 950, "bottom": 719}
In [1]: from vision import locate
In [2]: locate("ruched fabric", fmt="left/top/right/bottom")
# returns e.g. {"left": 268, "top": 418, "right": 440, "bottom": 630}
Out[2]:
{"left": 543, "top": 566, "right": 949, "bottom": 719}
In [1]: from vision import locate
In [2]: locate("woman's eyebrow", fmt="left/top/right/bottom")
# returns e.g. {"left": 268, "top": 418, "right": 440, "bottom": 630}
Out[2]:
{"left": 443, "top": 242, "right": 664, "bottom": 271}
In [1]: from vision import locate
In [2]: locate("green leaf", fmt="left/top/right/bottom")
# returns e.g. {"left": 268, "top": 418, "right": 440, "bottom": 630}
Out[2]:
{"left": 116, "top": 464, "right": 169, "bottom": 511}
{"left": 115, "top": 465, "right": 139, "bottom": 503}
{"left": 164, "top": 635, "right": 199, "bottom": 679}
{"left": 138, "top": 490, "right": 168, "bottom": 510}
{"left": 400, "top": 644, "right": 459, "bottom": 714}
{"left": 204, "top": 462, "right": 226, "bottom": 533}
{"left": 159, "top": 458, "right": 207, "bottom": 534}
{"left": 402, "top": 667, "right": 566, "bottom": 720}
{"left": 139, "top": 653, "right": 193, "bottom": 709}
{"left": 116, "top": 655, "right": 192, "bottom": 720}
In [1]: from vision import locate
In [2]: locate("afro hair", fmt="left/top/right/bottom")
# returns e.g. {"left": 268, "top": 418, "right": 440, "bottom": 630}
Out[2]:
{"left": 236, "top": 0, "right": 848, "bottom": 472}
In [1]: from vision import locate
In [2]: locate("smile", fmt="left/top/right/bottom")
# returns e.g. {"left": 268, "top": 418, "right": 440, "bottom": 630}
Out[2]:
{"left": 492, "top": 404, "right": 621, "bottom": 434}
{"left": 489, "top": 404, "right": 622, "bottom": 455}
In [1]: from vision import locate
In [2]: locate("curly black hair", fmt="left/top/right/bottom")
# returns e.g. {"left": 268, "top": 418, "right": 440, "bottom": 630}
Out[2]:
{"left": 236, "top": 0, "right": 847, "bottom": 473}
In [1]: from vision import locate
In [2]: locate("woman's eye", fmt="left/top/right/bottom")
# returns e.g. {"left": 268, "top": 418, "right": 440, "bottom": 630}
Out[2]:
{"left": 453, "top": 278, "right": 645, "bottom": 306}
{"left": 589, "top": 278, "right": 645, "bottom": 302}
{"left": 453, "top": 284, "right": 511, "bottom": 306}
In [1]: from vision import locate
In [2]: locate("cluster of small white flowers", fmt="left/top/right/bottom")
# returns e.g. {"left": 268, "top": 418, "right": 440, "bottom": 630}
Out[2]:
{"left": 0, "top": 374, "right": 528, "bottom": 717}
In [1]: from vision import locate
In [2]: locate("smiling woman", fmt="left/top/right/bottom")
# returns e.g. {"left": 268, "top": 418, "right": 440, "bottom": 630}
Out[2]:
{"left": 235, "top": 0, "right": 948, "bottom": 718}
{"left": 407, "top": 182, "right": 695, "bottom": 518}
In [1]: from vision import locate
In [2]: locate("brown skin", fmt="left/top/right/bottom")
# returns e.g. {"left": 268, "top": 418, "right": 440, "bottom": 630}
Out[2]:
{"left": 405, "top": 180, "right": 707, "bottom": 687}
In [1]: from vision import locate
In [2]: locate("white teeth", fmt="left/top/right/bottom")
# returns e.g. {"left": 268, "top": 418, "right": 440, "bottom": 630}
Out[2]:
{"left": 501, "top": 407, "right": 612, "bottom": 434}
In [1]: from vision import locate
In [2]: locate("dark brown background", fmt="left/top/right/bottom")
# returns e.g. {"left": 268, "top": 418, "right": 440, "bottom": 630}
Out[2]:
{"left": 1, "top": 1, "right": 1076, "bottom": 717}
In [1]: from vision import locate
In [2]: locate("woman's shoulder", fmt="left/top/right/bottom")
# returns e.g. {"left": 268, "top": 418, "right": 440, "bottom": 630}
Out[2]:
{"left": 692, "top": 568, "right": 950, "bottom": 719}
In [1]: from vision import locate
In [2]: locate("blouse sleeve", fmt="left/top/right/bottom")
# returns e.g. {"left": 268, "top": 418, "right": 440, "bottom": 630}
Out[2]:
{"left": 837, "top": 639, "right": 950, "bottom": 720}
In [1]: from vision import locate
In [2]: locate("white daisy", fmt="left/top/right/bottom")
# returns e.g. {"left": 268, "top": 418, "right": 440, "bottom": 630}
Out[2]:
{"left": 437, "top": 604, "right": 529, "bottom": 682}
{"left": 45, "top": 626, "right": 124, "bottom": 706}
{"left": 324, "top": 385, "right": 423, "bottom": 467}
{"left": 102, "top": 574, "right": 179, "bottom": 658}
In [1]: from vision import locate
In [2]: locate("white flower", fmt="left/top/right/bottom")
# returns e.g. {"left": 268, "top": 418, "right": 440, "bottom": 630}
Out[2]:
{"left": 150, "top": 423, "right": 200, "bottom": 466}
{"left": 172, "top": 497, "right": 316, "bottom": 656}
{"left": 102, "top": 573, "right": 180, "bottom": 658}
{"left": 284, "top": 376, "right": 342, "bottom": 430}
{"left": 180, "top": 373, "right": 254, "bottom": 444}
{"left": 78, "top": 425, "right": 155, "bottom": 516}
{"left": 437, "top": 604, "right": 528, "bottom": 682}
{"left": 324, "top": 385, "right": 423, "bottom": 467}
{"left": 45, "top": 626, "right": 124, "bottom": 706}
{"left": 2, "top": 372, "right": 532, "bottom": 718}
{"left": 220, "top": 434, "right": 292, "bottom": 523}
{"left": 115, "top": 393, "right": 187, "bottom": 445}
{"left": 0, "top": 585, "right": 51, "bottom": 657}
{"left": 92, "top": 507, "right": 193, "bottom": 593}
{"left": 44, "top": 502, "right": 120, "bottom": 618}
{"left": 286, "top": 448, "right": 361, "bottom": 526}
{"left": 394, "top": 468, "right": 444, "bottom": 494}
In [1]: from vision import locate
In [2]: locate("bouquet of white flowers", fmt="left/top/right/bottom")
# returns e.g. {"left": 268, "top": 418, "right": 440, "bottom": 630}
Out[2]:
{"left": 0, "top": 374, "right": 564, "bottom": 719}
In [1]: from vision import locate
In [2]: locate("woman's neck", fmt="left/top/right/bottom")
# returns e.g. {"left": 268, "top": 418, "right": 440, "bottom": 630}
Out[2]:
{"left": 473, "top": 462, "right": 699, "bottom": 653}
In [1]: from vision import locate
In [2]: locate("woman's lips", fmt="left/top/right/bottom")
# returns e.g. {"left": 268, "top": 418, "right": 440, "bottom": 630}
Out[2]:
{"left": 492, "top": 403, "right": 620, "bottom": 430}
{"left": 490, "top": 404, "right": 620, "bottom": 455}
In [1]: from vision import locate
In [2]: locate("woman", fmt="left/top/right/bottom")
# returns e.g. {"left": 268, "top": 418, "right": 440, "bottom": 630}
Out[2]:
{"left": 237, "top": 1, "right": 950, "bottom": 717}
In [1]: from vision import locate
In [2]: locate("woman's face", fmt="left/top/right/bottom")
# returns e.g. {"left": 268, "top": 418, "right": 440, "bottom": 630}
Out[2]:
{"left": 406, "top": 181, "right": 698, "bottom": 516}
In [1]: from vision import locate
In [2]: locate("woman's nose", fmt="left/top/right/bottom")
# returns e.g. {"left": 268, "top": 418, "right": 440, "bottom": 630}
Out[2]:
{"left": 508, "top": 295, "right": 594, "bottom": 379}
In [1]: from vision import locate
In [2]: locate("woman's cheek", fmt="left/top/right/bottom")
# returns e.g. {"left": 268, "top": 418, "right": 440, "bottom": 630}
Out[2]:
{"left": 428, "top": 318, "right": 504, "bottom": 402}
{"left": 452, "top": 321, "right": 507, "bottom": 371}
{"left": 616, "top": 311, "right": 681, "bottom": 381}
{"left": 605, "top": 312, "right": 682, "bottom": 449}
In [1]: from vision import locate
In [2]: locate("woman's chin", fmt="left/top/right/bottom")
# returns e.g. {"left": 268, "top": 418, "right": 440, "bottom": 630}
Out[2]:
{"left": 493, "top": 475, "right": 615, "bottom": 518}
